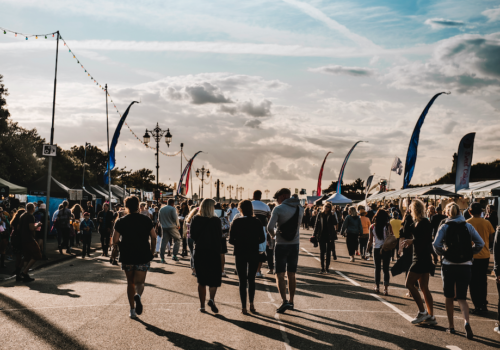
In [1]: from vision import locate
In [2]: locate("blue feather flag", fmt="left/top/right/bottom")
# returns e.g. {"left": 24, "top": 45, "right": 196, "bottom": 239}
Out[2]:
{"left": 104, "top": 101, "right": 139, "bottom": 184}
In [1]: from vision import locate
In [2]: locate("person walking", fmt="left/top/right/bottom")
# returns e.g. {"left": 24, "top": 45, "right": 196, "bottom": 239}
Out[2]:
{"left": 466, "top": 202, "right": 495, "bottom": 314}
{"left": 341, "top": 207, "right": 363, "bottom": 262}
{"left": 227, "top": 203, "right": 239, "bottom": 222}
{"left": 111, "top": 196, "right": 156, "bottom": 319}
{"left": 179, "top": 201, "right": 190, "bottom": 257}
{"left": 389, "top": 211, "right": 402, "bottom": 261}
{"left": 97, "top": 203, "right": 115, "bottom": 257}
{"left": 190, "top": 199, "right": 223, "bottom": 313}
{"left": 493, "top": 225, "right": 500, "bottom": 335}
{"left": 80, "top": 212, "right": 95, "bottom": 258}
{"left": 229, "top": 200, "right": 266, "bottom": 314}
{"left": 56, "top": 201, "right": 73, "bottom": 255}
{"left": 215, "top": 202, "right": 230, "bottom": 277}
{"left": 485, "top": 204, "right": 498, "bottom": 228}
{"left": 358, "top": 206, "right": 371, "bottom": 260}
{"left": 367, "top": 209, "right": 392, "bottom": 295}
{"left": 19, "top": 203, "right": 42, "bottom": 282}
{"left": 303, "top": 206, "right": 311, "bottom": 230}
{"left": 33, "top": 203, "right": 47, "bottom": 259}
{"left": 251, "top": 190, "right": 271, "bottom": 277}
{"left": 430, "top": 205, "right": 447, "bottom": 264}
{"left": 313, "top": 202, "right": 337, "bottom": 273}
{"left": 403, "top": 199, "right": 437, "bottom": 326}
{"left": 267, "top": 188, "right": 304, "bottom": 314}
{"left": 184, "top": 207, "right": 199, "bottom": 276}
{"left": 433, "top": 202, "right": 484, "bottom": 339}
{"left": 159, "top": 199, "right": 182, "bottom": 263}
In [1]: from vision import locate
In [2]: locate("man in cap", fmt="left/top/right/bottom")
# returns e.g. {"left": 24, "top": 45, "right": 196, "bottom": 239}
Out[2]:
{"left": 267, "top": 188, "right": 304, "bottom": 313}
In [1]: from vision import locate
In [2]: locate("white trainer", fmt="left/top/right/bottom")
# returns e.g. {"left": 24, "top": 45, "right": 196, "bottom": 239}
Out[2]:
{"left": 411, "top": 311, "right": 430, "bottom": 324}
{"left": 129, "top": 309, "right": 137, "bottom": 319}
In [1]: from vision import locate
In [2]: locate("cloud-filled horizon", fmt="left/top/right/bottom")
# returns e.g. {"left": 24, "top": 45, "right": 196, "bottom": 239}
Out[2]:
{"left": 1, "top": 0, "right": 500, "bottom": 197}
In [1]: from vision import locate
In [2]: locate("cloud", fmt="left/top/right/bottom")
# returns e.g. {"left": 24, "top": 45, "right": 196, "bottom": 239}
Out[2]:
{"left": 262, "top": 162, "right": 300, "bottom": 181}
{"left": 482, "top": 7, "right": 500, "bottom": 22}
{"left": 383, "top": 32, "right": 500, "bottom": 94}
{"left": 244, "top": 119, "right": 262, "bottom": 129}
{"left": 309, "top": 65, "right": 375, "bottom": 77}
{"left": 424, "top": 18, "right": 466, "bottom": 30}
{"left": 185, "top": 83, "right": 232, "bottom": 104}
{"left": 220, "top": 100, "right": 272, "bottom": 117}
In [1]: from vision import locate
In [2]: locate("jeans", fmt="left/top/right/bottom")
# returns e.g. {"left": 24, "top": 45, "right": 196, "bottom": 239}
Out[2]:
{"left": 188, "top": 238, "right": 195, "bottom": 269}
{"left": 374, "top": 248, "right": 391, "bottom": 286}
{"left": 155, "top": 236, "right": 162, "bottom": 253}
{"left": 81, "top": 235, "right": 92, "bottom": 256}
{"left": 470, "top": 258, "right": 489, "bottom": 308}
{"left": 235, "top": 255, "right": 259, "bottom": 308}
{"left": 319, "top": 241, "right": 332, "bottom": 269}
{"left": 359, "top": 236, "right": 368, "bottom": 257}
{"left": 100, "top": 233, "right": 110, "bottom": 254}
{"left": 160, "top": 227, "right": 181, "bottom": 259}
{"left": 58, "top": 227, "right": 70, "bottom": 250}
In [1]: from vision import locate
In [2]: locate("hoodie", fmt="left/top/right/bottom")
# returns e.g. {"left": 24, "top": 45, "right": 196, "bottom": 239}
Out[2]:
{"left": 267, "top": 198, "right": 304, "bottom": 245}
{"left": 433, "top": 214, "right": 484, "bottom": 265}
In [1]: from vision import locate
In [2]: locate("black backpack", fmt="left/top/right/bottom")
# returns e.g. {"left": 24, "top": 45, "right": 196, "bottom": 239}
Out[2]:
{"left": 278, "top": 206, "right": 300, "bottom": 241}
{"left": 443, "top": 221, "right": 473, "bottom": 263}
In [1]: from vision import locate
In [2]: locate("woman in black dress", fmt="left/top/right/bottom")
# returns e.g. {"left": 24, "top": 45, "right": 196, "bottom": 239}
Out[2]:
{"left": 190, "top": 198, "right": 223, "bottom": 313}
{"left": 403, "top": 199, "right": 436, "bottom": 325}
{"left": 112, "top": 196, "right": 157, "bottom": 319}
{"left": 313, "top": 202, "right": 337, "bottom": 273}
{"left": 229, "top": 200, "right": 265, "bottom": 314}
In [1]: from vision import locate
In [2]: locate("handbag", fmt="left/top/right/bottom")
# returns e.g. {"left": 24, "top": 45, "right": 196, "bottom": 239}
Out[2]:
{"left": 309, "top": 235, "right": 318, "bottom": 247}
{"left": 382, "top": 225, "right": 397, "bottom": 251}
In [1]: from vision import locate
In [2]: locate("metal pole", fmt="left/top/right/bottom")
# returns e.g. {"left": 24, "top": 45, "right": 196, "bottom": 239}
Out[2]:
{"left": 43, "top": 31, "right": 59, "bottom": 258}
{"left": 106, "top": 84, "right": 112, "bottom": 207}
{"left": 201, "top": 172, "right": 204, "bottom": 199}
{"left": 156, "top": 132, "right": 160, "bottom": 206}
{"left": 180, "top": 143, "right": 183, "bottom": 179}
{"left": 82, "top": 142, "right": 88, "bottom": 189}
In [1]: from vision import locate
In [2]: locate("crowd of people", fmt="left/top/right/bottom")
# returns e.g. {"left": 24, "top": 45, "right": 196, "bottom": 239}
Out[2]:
{"left": 2, "top": 190, "right": 500, "bottom": 341}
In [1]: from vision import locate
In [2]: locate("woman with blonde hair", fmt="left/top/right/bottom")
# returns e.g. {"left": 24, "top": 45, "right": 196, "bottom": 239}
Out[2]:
{"left": 190, "top": 199, "right": 223, "bottom": 313}
{"left": 341, "top": 206, "right": 363, "bottom": 262}
{"left": 403, "top": 199, "right": 436, "bottom": 325}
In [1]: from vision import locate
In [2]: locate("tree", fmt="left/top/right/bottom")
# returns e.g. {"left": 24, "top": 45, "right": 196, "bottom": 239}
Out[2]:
{"left": 324, "top": 178, "right": 365, "bottom": 195}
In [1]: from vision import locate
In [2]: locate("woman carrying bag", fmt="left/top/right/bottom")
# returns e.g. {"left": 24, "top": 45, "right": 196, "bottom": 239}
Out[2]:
{"left": 341, "top": 207, "right": 363, "bottom": 262}
{"left": 367, "top": 209, "right": 393, "bottom": 295}
{"left": 313, "top": 202, "right": 338, "bottom": 273}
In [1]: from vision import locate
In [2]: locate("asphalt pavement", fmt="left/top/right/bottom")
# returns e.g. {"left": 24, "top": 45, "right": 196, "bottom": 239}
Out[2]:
{"left": 1, "top": 228, "right": 499, "bottom": 350}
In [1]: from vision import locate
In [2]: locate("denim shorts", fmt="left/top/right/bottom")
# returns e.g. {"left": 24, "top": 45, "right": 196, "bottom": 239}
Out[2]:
{"left": 441, "top": 264, "right": 471, "bottom": 299}
{"left": 274, "top": 244, "right": 299, "bottom": 274}
{"left": 121, "top": 263, "right": 150, "bottom": 272}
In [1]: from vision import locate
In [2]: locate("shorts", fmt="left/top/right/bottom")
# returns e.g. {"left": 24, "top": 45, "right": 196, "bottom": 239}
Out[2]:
{"left": 274, "top": 244, "right": 299, "bottom": 274}
{"left": 121, "top": 263, "right": 150, "bottom": 272}
{"left": 22, "top": 238, "right": 42, "bottom": 261}
{"left": 441, "top": 264, "right": 471, "bottom": 299}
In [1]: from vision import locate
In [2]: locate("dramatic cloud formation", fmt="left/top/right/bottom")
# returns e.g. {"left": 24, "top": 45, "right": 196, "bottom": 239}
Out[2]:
{"left": 221, "top": 100, "right": 272, "bottom": 117}
{"left": 384, "top": 32, "right": 500, "bottom": 94}
{"left": 424, "top": 18, "right": 466, "bottom": 30}
{"left": 482, "top": 7, "right": 500, "bottom": 22}
{"left": 185, "top": 83, "right": 232, "bottom": 104}
{"left": 309, "top": 65, "right": 375, "bottom": 77}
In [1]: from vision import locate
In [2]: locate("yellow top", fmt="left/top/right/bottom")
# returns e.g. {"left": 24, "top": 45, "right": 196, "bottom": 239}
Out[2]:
{"left": 73, "top": 221, "right": 80, "bottom": 232}
{"left": 390, "top": 219, "right": 402, "bottom": 239}
{"left": 467, "top": 217, "right": 495, "bottom": 259}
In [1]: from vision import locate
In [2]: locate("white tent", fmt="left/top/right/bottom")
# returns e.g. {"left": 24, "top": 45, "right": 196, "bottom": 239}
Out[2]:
{"left": 326, "top": 192, "right": 352, "bottom": 205}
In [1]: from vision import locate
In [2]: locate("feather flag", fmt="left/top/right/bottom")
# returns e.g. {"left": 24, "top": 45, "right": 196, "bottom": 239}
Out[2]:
{"left": 177, "top": 151, "right": 203, "bottom": 196}
{"left": 316, "top": 152, "right": 332, "bottom": 197}
{"left": 337, "top": 141, "right": 366, "bottom": 194}
{"left": 455, "top": 133, "right": 475, "bottom": 193}
{"left": 104, "top": 101, "right": 138, "bottom": 184}
{"left": 403, "top": 92, "right": 450, "bottom": 189}
{"left": 365, "top": 175, "right": 374, "bottom": 201}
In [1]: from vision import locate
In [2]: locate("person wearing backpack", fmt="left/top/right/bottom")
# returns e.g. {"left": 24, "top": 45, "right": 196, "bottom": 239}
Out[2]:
{"left": 267, "top": 188, "right": 304, "bottom": 314}
{"left": 433, "top": 202, "right": 484, "bottom": 339}
{"left": 466, "top": 202, "right": 496, "bottom": 315}
{"left": 403, "top": 199, "right": 437, "bottom": 326}
{"left": 341, "top": 207, "right": 363, "bottom": 262}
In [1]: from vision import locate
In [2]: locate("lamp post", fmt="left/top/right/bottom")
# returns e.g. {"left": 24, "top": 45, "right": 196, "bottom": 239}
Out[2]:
{"left": 143, "top": 123, "right": 172, "bottom": 205}
{"left": 239, "top": 187, "right": 244, "bottom": 200}
{"left": 82, "top": 142, "right": 91, "bottom": 189}
{"left": 227, "top": 185, "right": 234, "bottom": 203}
{"left": 195, "top": 166, "right": 210, "bottom": 199}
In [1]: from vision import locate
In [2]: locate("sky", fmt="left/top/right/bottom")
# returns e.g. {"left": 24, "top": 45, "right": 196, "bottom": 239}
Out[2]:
{"left": 1, "top": 0, "right": 500, "bottom": 199}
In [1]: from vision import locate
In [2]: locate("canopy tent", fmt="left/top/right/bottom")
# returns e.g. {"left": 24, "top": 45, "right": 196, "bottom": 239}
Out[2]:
{"left": 314, "top": 194, "right": 331, "bottom": 206}
{"left": 84, "top": 185, "right": 105, "bottom": 200}
{"left": 326, "top": 192, "right": 353, "bottom": 205}
{"left": 96, "top": 185, "right": 123, "bottom": 202}
{"left": 420, "top": 188, "right": 462, "bottom": 198}
{"left": 111, "top": 185, "right": 130, "bottom": 198}
{"left": 0, "top": 177, "right": 28, "bottom": 195}
{"left": 366, "top": 180, "right": 500, "bottom": 203}
{"left": 28, "top": 175, "right": 71, "bottom": 198}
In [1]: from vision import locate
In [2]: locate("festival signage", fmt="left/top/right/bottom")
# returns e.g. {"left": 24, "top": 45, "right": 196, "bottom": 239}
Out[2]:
{"left": 455, "top": 133, "right": 475, "bottom": 193}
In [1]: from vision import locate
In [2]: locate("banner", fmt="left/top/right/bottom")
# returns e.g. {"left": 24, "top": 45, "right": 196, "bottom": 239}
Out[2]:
{"left": 403, "top": 92, "right": 450, "bottom": 189}
{"left": 177, "top": 151, "right": 203, "bottom": 196}
{"left": 337, "top": 141, "right": 365, "bottom": 194}
{"left": 104, "top": 101, "right": 139, "bottom": 184}
{"left": 391, "top": 157, "right": 403, "bottom": 175}
{"left": 455, "top": 133, "right": 475, "bottom": 193}
{"left": 365, "top": 175, "right": 374, "bottom": 201}
{"left": 316, "top": 151, "right": 332, "bottom": 196}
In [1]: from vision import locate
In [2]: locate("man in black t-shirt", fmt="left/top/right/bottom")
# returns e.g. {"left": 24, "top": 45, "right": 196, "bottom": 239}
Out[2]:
{"left": 19, "top": 203, "right": 42, "bottom": 282}
{"left": 97, "top": 203, "right": 116, "bottom": 257}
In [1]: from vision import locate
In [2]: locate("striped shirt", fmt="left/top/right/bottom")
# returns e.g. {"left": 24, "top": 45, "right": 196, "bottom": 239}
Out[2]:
{"left": 252, "top": 200, "right": 270, "bottom": 227}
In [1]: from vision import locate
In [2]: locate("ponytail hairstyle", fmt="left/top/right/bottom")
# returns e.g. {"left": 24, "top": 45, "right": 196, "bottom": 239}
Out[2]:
{"left": 373, "top": 209, "right": 389, "bottom": 240}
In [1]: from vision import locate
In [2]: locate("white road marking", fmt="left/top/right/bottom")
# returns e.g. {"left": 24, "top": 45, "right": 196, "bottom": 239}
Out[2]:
{"left": 263, "top": 279, "right": 291, "bottom": 350}
{"left": 370, "top": 293, "right": 413, "bottom": 322}
{"left": 446, "top": 346, "right": 462, "bottom": 350}
{"left": 301, "top": 247, "right": 320, "bottom": 262}
{"left": 301, "top": 309, "right": 395, "bottom": 313}
{"left": 335, "top": 271, "right": 361, "bottom": 287}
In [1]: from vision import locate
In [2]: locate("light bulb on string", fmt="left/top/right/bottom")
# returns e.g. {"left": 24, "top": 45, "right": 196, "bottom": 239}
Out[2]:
{"left": 15, "top": 33, "right": 17, "bottom": 37}
{"left": 25, "top": 37, "right": 28, "bottom": 40}
{"left": 3, "top": 30, "right": 5, "bottom": 34}
{"left": 52, "top": 34, "right": 54, "bottom": 37}
{"left": 45, "top": 35, "right": 47, "bottom": 39}
{"left": 36, "top": 35, "right": 38, "bottom": 39}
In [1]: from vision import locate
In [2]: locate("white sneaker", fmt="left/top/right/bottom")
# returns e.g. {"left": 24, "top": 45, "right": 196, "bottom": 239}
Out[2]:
{"left": 365, "top": 257, "right": 370, "bottom": 261}
{"left": 421, "top": 315, "right": 437, "bottom": 326}
{"left": 129, "top": 309, "right": 137, "bottom": 319}
{"left": 411, "top": 311, "right": 431, "bottom": 324}
{"left": 494, "top": 324, "right": 500, "bottom": 334}
{"left": 256, "top": 272, "right": 263, "bottom": 278}
{"left": 221, "top": 271, "right": 227, "bottom": 277}
{"left": 267, "top": 269, "right": 274, "bottom": 274}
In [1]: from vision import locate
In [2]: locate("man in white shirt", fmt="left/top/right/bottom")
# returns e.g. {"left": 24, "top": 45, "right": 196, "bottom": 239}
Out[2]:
{"left": 227, "top": 203, "right": 239, "bottom": 222}
{"left": 252, "top": 190, "right": 271, "bottom": 276}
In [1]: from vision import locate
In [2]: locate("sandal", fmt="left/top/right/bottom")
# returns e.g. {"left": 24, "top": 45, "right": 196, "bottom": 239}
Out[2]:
{"left": 250, "top": 305, "right": 257, "bottom": 313}
{"left": 242, "top": 308, "right": 248, "bottom": 315}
